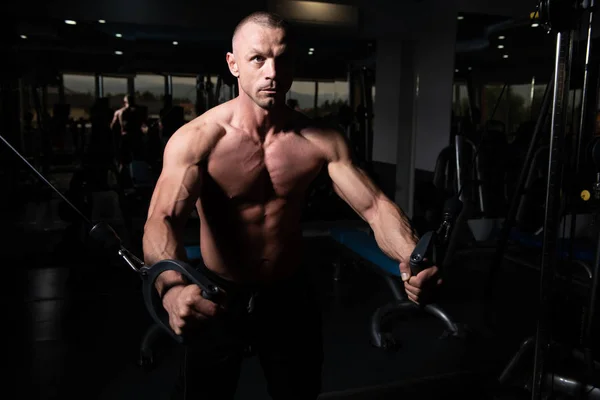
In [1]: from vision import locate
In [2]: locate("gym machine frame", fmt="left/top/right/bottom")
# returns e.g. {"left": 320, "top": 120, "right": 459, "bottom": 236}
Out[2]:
{"left": 490, "top": 1, "right": 600, "bottom": 399}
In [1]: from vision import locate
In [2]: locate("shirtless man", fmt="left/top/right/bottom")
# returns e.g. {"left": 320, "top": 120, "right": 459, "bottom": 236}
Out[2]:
{"left": 143, "top": 11, "right": 440, "bottom": 400}
{"left": 110, "top": 95, "right": 144, "bottom": 170}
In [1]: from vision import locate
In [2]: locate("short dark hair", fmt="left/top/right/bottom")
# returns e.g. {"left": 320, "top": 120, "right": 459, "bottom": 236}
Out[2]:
{"left": 232, "top": 11, "right": 293, "bottom": 48}
{"left": 124, "top": 94, "right": 135, "bottom": 105}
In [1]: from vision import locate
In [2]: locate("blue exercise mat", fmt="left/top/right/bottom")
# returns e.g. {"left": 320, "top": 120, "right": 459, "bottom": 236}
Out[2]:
{"left": 184, "top": 245, "right": 203, "bottom": 262}
{"left": 509, "top": 229, "right": 596, "bottom": 262}
{"left": 330, "top": 228, "right": 400, "bottom": 277}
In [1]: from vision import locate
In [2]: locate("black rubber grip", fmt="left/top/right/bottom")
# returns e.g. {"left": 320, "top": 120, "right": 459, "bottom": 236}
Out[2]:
{"left": 409, "top": 231, "right": 436, "bottom": 275}
{"left": 140, "top": 259, "right": 221, "bottom": 344}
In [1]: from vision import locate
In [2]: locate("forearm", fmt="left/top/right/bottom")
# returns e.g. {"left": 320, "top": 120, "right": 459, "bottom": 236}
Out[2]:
{"left": 368, "top": 197, "right": 419, "bottom": 263}
{"left": 143, "top": 217, "right": 189, "bottom": 294}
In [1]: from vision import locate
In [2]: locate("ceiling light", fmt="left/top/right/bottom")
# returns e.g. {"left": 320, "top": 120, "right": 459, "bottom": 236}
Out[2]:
{"left": 20, "top": 35, "right": 27, "bottom": 39}
{"left": 531, "top": 23, "right": 540, "bottom": 27}
{"left": 498, "top": 35, "right": 505, "bottom": 40}
{"left": 115, "top": 33, "right": 122, "bottom": 38}
{"left": 455, "top": 69, "right": 459, "bottom": 73}
{"left": 468, "top": 67, "right": 472, "bottom": 71}
{"left": 98, "top": 20, "right": 106, "bottom": 24}
{"left": 115, "top": 50, "right": 123, "bottom": 55}
{"left": 498, "top": 45, "right": 505, "bottom": 49}
{"left": 503, "top": 54, "right": 509, "bottom": 59}
{"left": 308, "top": 51, "right": 313, "bottom": 55}
{"left": 65, "top": 20, "right": 77, "bottom": 25}
{"left": 457, "top": 15, "right": 464, "bottom": 20}
{"left": 309, "top": 47, "right": 314, "bottom": 51}
{"left": 173, "top": 41, "right": 178, "bottom": 45}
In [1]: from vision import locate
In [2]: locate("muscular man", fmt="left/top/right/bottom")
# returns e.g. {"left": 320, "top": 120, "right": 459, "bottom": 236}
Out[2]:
{"left": 143, "top": 11, "right": 440, "bottom": 400}
{"left": 110, "top": 95, "right": 144, "bottom": 170}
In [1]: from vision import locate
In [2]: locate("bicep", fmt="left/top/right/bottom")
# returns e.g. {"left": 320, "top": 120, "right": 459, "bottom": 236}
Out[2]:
{"left": 147, "top": 164, "right": 202, "bottom": 227}
{"left": 321, "top": 128, "right": 382, "bottom": 219}
{"left": 147, "top": 139, "right": 203, "bottom": 228}
{"left": 328, "top": 161, "right": 382, "bottom": 221}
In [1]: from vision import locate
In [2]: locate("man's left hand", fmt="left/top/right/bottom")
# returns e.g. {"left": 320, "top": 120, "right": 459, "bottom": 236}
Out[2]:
{"left": 399, "top": 262, "right": 442, "bottom": 305}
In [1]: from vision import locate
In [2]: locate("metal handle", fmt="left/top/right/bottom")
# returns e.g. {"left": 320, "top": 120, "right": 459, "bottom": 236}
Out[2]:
{"left": 141, "top": 259, "right": 221, "bottom": 344}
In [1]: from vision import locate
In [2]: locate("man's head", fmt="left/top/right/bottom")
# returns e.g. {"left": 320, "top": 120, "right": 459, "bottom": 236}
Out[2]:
{"left": 226, "top": 12, "right": 295, "bottom": 110}
{"left": 123, "top": 95, "right": 134, "bottom": 107}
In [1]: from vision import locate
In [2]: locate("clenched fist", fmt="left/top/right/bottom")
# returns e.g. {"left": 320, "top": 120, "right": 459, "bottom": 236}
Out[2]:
{"left": 161, "top": 284, "right": 227, "bottom": 336}
{"left": 399, "top": 262, "right": 442, "bottom": 305}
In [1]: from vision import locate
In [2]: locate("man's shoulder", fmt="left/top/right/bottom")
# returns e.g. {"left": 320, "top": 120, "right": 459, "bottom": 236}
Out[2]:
{"left": 294, "top": 113, "right": 346, "bottom": 155}
{"left": 180, "top": 103, "right": 233, "bottom": 137}
{"left": 166, "top": 103, "right": 232, "bottom": 161}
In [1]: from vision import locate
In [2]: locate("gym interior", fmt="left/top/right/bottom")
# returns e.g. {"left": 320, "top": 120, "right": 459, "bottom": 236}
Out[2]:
{"left": 4, "top": 0, "right": 600, "bottom": 398}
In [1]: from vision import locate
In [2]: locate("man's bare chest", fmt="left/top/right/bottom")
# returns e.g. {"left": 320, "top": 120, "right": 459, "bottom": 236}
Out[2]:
{"left": 206, "top": 132, "right": 324, "bottom": 202}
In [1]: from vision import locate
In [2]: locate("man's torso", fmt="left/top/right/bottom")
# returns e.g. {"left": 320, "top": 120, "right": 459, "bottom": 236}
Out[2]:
{"left": 194, "top": 104, "right": 328, "bottom": 284}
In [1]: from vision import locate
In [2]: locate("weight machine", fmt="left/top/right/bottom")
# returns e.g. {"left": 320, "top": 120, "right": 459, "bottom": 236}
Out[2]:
{"left": 491, "top": 1, "right": 600, "bottom": 399}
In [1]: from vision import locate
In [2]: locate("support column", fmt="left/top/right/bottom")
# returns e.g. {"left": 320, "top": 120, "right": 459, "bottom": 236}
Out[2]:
{"left": 413, "top": 14, "right": 458, "bottom": 172}
{"left": 164, "top": 74, "right": 173, "bottom": 109}
{"left": 127, "top": 76, "right": 135, "bottom": 98}
{"left": 373, "top": 38, "right": 416, "bottom": 214}
{"left": 195, "top": 74, "right": 206, "bottom": 116}
{"left": 395, "top": 41, "right": 418, "bottom": 216}
{"left": 57, "top": 74, "right": 65, "bottom": 105}
{"left": 95, "top": 73, "right": 104, "bottom": 98}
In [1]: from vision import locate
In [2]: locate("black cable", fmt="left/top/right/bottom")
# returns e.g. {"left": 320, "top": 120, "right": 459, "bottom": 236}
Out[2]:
{"left": 0, "top": 133, "right": 92, "bottom": 226}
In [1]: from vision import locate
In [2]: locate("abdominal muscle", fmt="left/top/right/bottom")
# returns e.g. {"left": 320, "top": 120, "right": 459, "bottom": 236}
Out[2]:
{"left": 197, "top": 196, "right": 305, "bottom": 285}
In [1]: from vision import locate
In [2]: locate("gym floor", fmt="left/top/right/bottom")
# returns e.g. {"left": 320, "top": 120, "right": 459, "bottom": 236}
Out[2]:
{"left": 14, "top": 171, "right": 572, "bottom": 399}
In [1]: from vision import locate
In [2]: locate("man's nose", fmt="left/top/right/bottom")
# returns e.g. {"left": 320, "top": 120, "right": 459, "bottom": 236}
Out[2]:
{"left": 264, "top": 59, "right": 277, "bottom": 80}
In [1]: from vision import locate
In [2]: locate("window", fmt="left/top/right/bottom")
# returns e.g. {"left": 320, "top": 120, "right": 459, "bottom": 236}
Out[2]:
{"left": 46, "top": 86, "right": 60, "bottom": 116}
{"left": 63, "top": 73, "right": 95, "bottom": 119}
{"left": 316, "top": 80, "right": 349, "bottom": 117}
{"left": 530, "top": 84, "right": 548, "bottom": 122}
{"left": 134, "top": 74, "right": 164, "bottom": 119}
{"left": 452, "top": 83, "right": 470, "bottom": 118}
{"left": 172, "top": 76, "right": 197, "bottom": 121}
{"left": 287, "top": 80, "right": 315, "bottom": 116}
{"left": 103, "top": 77, "right": 128, "bottom": 110}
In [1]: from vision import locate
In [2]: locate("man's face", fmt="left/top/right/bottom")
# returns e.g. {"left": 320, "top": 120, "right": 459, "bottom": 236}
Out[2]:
{"left": 228, "top": 23, "right": 295, "bottom": 110}
{"left": 123, "top": 97, "right": 129, "bottom": 107}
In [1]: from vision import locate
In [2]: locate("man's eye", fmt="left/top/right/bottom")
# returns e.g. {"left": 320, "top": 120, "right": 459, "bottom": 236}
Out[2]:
{"left": 252, "top": 56, "right": 265, "bottom": 62}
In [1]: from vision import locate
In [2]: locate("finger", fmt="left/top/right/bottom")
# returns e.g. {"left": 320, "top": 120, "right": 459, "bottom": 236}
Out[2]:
{"left": 169, "top": 314, "right": 182, "bottom": 336}
{"left": 399, "top": 262, "right": 412, "bottom": 282}
{"left": 190, "top": 296, "right": 222, "bottom": 318}
{"left": 404, "top": 283, "right": 421, "bottom": 298}
{"left": 407, "top": 292, "right": 419, "bottom": 305}
{"left": 411, "top": 266, "right": 439, "bottom": 287}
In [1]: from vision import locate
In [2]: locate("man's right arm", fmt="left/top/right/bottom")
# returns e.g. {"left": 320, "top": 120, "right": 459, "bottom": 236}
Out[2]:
{"left": 143, "top": 121, "right": 223, "bottom": 297}
{"left": 110, "top": 109, "right": 120, "bottom": 130}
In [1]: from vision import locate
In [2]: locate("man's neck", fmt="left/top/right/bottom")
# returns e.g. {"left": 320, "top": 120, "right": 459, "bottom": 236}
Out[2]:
{"left": 235, "top": 94, "right": 288, "bottom": 138}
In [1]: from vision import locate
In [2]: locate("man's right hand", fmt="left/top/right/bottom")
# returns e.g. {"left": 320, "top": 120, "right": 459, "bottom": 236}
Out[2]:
{"left": 161, "top": 284, "right": 227, "bottom": 336}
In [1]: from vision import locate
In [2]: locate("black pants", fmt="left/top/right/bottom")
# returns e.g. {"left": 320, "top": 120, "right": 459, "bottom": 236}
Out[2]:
{"left": 173, "top": 265, "right": 323, "bottom": 400}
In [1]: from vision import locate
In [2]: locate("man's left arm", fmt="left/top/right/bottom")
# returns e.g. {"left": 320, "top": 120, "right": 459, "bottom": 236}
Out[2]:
{"left": 317, "top": 130, "right": 440, "bottom": 303}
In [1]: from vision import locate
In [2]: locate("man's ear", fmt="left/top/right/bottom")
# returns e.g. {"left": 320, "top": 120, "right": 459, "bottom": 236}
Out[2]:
{"left": 226, "top": 52, "right": 239, "bottom": 78}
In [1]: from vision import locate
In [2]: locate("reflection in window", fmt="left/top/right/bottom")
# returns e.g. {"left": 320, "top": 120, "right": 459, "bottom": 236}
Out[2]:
{"left": 287, "top": 80, "right": 315, "bottom": 116}
{"left": 172, "top": 76, "right": 197, "bottom": 121}
{"left": 209, "top": 75, "right": 232, "bottom": 107}
{"left": 482, "top": 83, "right": 548, "bottom": 141}
{"left": 104, "top": 77, "right": 128, "bottom": 110}
{"left": 482, "top": 84, "right": 510, "bottom": 134}
{"left": 63, "top": 74, "right": 95, "bottom": 119}
{"left": 135, "top": 74, "right": 164, "bottom": 119}
{"left": 531, "top": 84, "right": 547, "bottom": 122}
{"left": 316, "top": 80, "right": 349, "bottom": 117}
